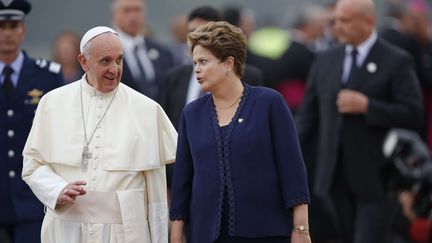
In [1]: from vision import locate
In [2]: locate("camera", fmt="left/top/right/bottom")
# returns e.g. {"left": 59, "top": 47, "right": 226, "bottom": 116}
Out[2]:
{"left": 383, "top": 128, "right": 432, "bottom": 185}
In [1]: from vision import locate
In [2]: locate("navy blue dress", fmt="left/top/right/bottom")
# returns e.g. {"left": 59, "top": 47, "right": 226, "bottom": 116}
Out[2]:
{"left": 216, "top": 125, "right": 290, "bottom": 243}
{"left": 170, "top": 84, "right": 310, "bottom": 243}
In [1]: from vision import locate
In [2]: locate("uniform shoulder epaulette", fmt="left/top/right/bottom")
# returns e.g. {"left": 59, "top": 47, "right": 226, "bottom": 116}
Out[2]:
{"left": 35, "top": 58, "right": 62, "bottom": 74}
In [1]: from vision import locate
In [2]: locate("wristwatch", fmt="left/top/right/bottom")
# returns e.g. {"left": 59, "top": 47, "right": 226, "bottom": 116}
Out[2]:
{"left": 292, "top": 225, "right": 309, "bottom": 234}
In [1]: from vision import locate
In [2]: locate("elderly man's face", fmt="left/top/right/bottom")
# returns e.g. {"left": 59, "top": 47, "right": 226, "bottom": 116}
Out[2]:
{"left": 0, "top": 20, "right": 26, "bottom": 56}
{"left": 113, "top": 0, "right": 145, "bottom": 37}
{"left": 80, "top": 33, "right": 123, "bottom": 93}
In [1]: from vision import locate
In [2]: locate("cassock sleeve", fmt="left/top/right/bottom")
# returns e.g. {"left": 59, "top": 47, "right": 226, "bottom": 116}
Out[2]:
{"left": 270, "top": 92, "right": 311, "bottom": 208}
{"left": 144, "top": 167, "right": 169, "bottom": 243}
{"left": 157, "top": 105, "right": 177, "bottom": 165}
{"left": 22, "top": 95, "right": 69, "bottom": 210}
{"left": 144, "top": 105, "right": 176, "bottom": 242}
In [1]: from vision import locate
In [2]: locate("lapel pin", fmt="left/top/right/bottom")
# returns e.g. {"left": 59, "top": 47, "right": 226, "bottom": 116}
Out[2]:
{"left": 367, "top": 62, "right": 377, "bottom": 73}
{"left": 148, "top": 48, "right": 160, "bottom": 61}
{"left": 238, "top": 118, "right": 244, "bottom": 123}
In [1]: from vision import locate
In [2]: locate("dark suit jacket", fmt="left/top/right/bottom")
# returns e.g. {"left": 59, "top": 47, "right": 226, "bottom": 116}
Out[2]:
{"left": 170, "top": 85, "right": 310, "bottom": 243}
{"left": 0, "top": 52, "right": 64, "bottom": 223}
{"left": 160, "top": 64, "right": 263, "bottom": 129}
{"left": 274, "top": 41, "right": 316, "bottom": 111}
{"left": 380, "top": 27, "right": 424, "bottom": 84}
{"left": 296, "top": 38, "right": 423, "bottom": 199}
{"left": 121, "top": 37, "right": 174, "bottom": 102}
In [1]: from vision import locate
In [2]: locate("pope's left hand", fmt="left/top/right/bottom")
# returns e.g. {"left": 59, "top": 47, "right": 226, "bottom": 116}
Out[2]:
{"left": 336, "top": 89, "right": 368, "bottom": 114}
{"left": 291, "top": 231, "right": 312, "bottom": 243}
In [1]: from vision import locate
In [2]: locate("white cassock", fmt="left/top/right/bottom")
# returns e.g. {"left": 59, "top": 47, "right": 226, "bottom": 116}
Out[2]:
{"left": 22, "top": 75, "right": 177, "bottom": 243}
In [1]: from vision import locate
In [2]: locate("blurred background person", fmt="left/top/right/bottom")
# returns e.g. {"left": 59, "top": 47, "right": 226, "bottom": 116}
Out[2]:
{"left": 296, "top": 0, "right": 423, "bottom": 242}
{"left": 221, "top": 5, "right": 274, "bottom": 88}
{"left": 408, "top": 0, "right": 432, "bottom": 154}
{"left": 168, "top": 14, "right": 191, "bottom": 66}
{"left": 270, "top": 4, "right": 325, "bottom": 114}
{"left": 380, "top": 0, "right": 422, "bottom": 84}
{"left": 314, "top": 0, "right": 341, "bottom": 52}
{"left": 160, "top": 6, "right": 222, "bottom": 196}
{"left": 220, "top": 5, "right": 264, "bottom": 87}
{"left": 111, "top": 0, "right": 175, "bottom": 102}
{"left": 380, "top": 0, "right": 432, "bottom": 156}
{"left": 221, "top": 5, "right": 256, "bottom": 39}
{"left": 51, "top": 30, "right": 83, "bottom": 83}
{"left": 161, "top": 6, "right": 222, "bottom": 131}
{"left": 170, "top": 21, "right": 311, "bottom": 243}
{"left": 0, "top": 0, "right": 64, "bottom": 243}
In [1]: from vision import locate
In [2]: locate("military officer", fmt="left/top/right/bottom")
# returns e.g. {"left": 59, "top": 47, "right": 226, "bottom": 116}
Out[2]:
{"left": 0, "top": 0, "right": 64, "bottom": 242}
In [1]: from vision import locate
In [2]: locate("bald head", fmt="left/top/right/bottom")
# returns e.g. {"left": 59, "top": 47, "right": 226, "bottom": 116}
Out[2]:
{"left": 337, "top": 0, "right": 375, "bottom": 19}
{"left": 334, "top": 0, "right": 376, "bottom": 46}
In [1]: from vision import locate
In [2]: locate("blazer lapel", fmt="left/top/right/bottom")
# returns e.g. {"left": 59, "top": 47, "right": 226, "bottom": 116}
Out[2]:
{"left": 330, "top": 48, "right": 345, "bottom": 93}
{"left": 346, "top": 40, "right": 380, "bottom": 90}
{"left": 0, "top": 82, "right": 6, "bottom": 102}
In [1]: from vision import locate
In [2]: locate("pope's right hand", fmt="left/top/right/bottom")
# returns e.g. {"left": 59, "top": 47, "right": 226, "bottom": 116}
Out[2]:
{"left": 56, "top": 180, "right": 87, "bottom": 205}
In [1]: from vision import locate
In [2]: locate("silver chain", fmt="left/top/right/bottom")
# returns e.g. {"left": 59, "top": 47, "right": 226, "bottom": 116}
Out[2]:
{"left": 80, "top": 80, "right": 118, "bottom": 148}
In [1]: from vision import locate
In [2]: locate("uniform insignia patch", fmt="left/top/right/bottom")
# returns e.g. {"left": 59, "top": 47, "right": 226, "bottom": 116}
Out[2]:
{"left": 35, "top": 58, "right": 47, "bottom": 68}
{"left": 27, "top": 89, "right": 44, "bottom": 105}
{"left": 48, "top": 62, "right": 61, "bottom": 74}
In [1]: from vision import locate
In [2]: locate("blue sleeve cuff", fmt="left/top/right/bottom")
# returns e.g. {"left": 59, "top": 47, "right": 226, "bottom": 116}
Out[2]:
{"left": 285, "top": 197, "right": 311, "bottom": 208}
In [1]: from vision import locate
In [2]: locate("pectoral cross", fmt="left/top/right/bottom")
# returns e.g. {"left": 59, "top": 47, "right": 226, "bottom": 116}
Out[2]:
{"left": 81, "top": 146, "right": 92, "bottom": 172}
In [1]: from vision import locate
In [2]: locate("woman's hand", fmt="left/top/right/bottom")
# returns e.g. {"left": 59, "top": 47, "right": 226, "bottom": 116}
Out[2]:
{"left": 170, "top": 220, "right": 185, "bottom": 243}
{"left": 292, "top": 204, "right": 311, "bottom": 242}
{"left": 291, "top": 230, "right": 312, "bottom": 243}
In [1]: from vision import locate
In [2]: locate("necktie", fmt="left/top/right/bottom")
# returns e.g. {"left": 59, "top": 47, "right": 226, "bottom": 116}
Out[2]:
{"left": 133, "top": 44, "right": 147, "bottom": 81}
{"left": 2, "top": 65, "right": 14, "bottom": 98}
{"left": 133, "top": 44, "right": 158, "bottom": 100}
{"left": 345, "top": 49, "right": 359, "bottom": 86}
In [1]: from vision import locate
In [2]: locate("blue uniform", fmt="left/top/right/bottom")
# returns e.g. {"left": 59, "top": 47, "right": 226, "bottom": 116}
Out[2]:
{"left": 0, "top": 51, "right": 64, "bottom": 242}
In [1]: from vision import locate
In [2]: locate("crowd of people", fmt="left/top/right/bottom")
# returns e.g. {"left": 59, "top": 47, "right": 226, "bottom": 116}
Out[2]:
{"left": 1, "top": 0, "right": 431, "bottom": 242}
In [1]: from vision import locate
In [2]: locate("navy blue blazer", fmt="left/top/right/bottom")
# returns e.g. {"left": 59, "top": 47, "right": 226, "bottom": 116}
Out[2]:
{"left": 170, "top": 84, "right": 310, "bottom": 242}
{"left": 0, "top": 52, "right": 64, "bottom": 223}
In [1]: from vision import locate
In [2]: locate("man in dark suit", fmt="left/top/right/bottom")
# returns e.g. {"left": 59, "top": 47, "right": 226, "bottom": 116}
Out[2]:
{"left": 380, "top": 0, "right": 423, "bottom": 84}
{"left": 111, "top": 0, "right": 174, "bottom": 102}
{"left": 296, "top": 0, "right": 423, "bottom": 242}
{"left": 0, "top": 1, "right": 64, "bottom": 242}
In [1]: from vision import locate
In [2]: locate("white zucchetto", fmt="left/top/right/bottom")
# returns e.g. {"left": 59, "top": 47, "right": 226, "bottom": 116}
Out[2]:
{"left": 80, "top": 26, "right": 118, "bottom": 53}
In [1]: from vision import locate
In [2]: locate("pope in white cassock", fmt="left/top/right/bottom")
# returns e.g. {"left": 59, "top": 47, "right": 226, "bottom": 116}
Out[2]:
{"left": 21, "top": 26, "right": 177, "bottom": 243}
